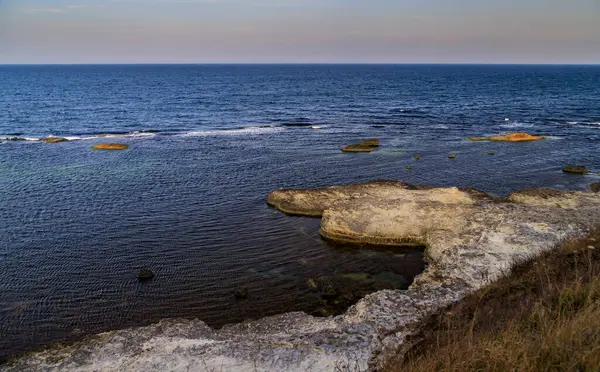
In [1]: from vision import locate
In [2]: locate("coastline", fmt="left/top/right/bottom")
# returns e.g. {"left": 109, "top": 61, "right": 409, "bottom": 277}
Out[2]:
{"left": 4, "top": 181, "right": 600, "bottom": 371}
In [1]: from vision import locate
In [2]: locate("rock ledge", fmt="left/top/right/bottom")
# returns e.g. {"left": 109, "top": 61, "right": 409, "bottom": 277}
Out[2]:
{"left": 6, "top": 182, "right": 600, "bottom": 372}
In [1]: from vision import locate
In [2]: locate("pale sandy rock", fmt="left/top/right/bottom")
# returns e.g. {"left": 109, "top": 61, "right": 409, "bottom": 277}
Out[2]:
{"left": 6, "top": 182, "right": 600, "bottom": 372}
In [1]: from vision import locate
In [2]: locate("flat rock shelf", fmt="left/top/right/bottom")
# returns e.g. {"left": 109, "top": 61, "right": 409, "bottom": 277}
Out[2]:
{"left": 5, "top": 181, "right": 600, "bottom": 372}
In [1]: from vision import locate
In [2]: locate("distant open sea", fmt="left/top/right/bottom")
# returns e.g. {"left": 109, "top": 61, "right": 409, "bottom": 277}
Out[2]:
{"left": 1, "top": 64, "right": 599, "bottom": 360}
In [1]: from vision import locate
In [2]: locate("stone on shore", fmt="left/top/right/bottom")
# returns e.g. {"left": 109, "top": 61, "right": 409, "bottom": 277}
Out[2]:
{"left": 590, "top": 183, "right": 600, "bottom": 193}
{"left": 562, "top": 164, "right": 589, "bottom": 174}
{"left": 468, "top": 132, "right": 545, "bottom": 142}
{"left": 92, "top": 143, "right": 130, "bottom": 150}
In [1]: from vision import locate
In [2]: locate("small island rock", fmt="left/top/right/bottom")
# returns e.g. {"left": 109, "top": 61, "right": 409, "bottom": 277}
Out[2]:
{"left": 359, "top": 139, "right": 380, "bottom": 147}
{"left": 42, "top": 137, "right": 68, "bottom": 144}
{"left": 562, "top": 165, "right": 589, "bottom": 174}
{"left": 341, "top": 144, "right": 375, "bottom": 153}
{"left": 92, "top": 143, "right": 130, "bottom": 150}
{"left": 468, "top": 132, "right": 545, "bottom": 142}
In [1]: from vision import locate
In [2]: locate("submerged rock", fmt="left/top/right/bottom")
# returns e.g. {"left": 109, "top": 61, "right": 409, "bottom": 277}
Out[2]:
{"left": 468, "top": 132, "right": 545, "bottom": 142}
{"left": 42, "top": 137, "right": 68, "bottom": 143}
{"left": 91, "top": 143, "right": 130, "bottom": 150}
{"left": 562, "top": 164, "right": 589, "bottom": 174}
{"left": 8, "top": 182, "right": 600, "bottom": 372}
{"left": 234, "top": 287, "right": 248, "bottom": 299}
{"left": 590, "top": 183, "right": 600, "bottom": 193}
{"left": 138, "top": 269, "right": 154, "bottom": 281}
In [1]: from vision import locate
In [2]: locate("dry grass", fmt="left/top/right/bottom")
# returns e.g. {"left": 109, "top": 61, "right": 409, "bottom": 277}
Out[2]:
{"left": 386, "top": 229, "right": 600, "bottom": 372}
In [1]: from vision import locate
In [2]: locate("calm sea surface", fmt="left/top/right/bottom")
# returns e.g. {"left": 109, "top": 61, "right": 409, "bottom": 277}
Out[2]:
{"left": 1, "top": 64, "right": 599, "bottom": 360}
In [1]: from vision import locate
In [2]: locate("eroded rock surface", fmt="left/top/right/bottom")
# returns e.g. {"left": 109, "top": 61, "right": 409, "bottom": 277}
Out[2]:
{"left": 6, "top": 182, "right": 600, "bottom": 372}
{"left": 468, "top": 132, "right": 545, "bottom": 142}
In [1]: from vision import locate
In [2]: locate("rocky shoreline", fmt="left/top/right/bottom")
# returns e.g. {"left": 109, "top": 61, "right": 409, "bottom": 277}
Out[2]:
{"left": 4, "top": 181, "right": 600, "bottom": 371}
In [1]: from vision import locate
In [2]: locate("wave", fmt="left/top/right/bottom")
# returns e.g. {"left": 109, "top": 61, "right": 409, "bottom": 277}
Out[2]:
{"left": 499, "top": 121, "right": 534, "bottom": 129}
{"left": 0, "top": 130, "right": 159, "bottom": 142}
{"left": 182, "top": 126, "right": 284, "bottom": 137}
{"left": 0, "top": 125, "right": 296, "bottom": 142}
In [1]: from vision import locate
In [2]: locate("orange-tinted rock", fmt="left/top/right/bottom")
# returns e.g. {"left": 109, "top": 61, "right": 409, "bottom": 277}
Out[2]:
{"left": 91, "top": 143, "right": 130, "bottom": 150}
{"left": 359, "top": 139, "right": 380, "bottom": 147}
{"left": 468, "top": 132, "right": 545, "bottom": 142}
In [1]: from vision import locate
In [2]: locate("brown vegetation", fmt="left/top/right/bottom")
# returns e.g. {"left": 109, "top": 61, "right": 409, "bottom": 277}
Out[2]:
{"left": 386, "top": 228, "right": 600, "bottom": 372}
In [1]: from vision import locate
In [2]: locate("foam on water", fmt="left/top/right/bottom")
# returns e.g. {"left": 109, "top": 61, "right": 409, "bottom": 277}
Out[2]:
{"left": 182, "top": 126, "right": 285, "bottom": 137}
{"left": 499, "top": 121, "right": 534, "bottom": 129}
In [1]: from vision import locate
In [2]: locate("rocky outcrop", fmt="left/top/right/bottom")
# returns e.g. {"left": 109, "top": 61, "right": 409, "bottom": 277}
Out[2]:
{"left": 91, "top": 143, "right": 130, "bottom": 150}
{"left": 341, "top": 139, "right": 380, "bottom": 152}
{"left": 468, "top": 132, "right": 545, "bottom": 142}
{"left": 42, "top": 137, "right": 68, "bottom": 143}
{"left": 6, "top": 182, "right": 600, "bottom": 372}
{"left": 562, "top": 164, "right": 589, "bottom": 174}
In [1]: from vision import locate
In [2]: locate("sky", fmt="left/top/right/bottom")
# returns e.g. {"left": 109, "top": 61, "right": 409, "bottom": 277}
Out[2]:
{"left": 0, "top": 0, "right": 599, "bottom": 64}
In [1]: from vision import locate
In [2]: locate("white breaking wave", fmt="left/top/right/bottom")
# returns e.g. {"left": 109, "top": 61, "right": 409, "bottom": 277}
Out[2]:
{"left": 567, "top": 121, "right": 578, "bottom": 125}
{"left": 0, "top": 131, "right": 158, "bottom": 142}
{"left": 499, "top": 121, "right": 534, "bottom": 129}
{"left": 182, "top": 126, "right": 284, "bottom": 137}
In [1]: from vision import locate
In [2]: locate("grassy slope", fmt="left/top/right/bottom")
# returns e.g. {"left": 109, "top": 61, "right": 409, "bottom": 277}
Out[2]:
{"left": 386, "top": 229, "right": 600, "bottom": 372}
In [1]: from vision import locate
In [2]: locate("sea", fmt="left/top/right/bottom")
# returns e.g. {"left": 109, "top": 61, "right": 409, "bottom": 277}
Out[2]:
{"left": 0, "top": 64, "right": 599, "bottom": 361}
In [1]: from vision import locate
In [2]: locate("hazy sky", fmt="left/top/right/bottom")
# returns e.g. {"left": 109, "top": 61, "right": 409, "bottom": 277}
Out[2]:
{"left": 1, "top": 0, "right": 599, "bottom": 64}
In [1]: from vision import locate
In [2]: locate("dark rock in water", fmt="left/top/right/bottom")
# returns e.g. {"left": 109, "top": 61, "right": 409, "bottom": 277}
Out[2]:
{"left": 562, "top": 165, "right": 589, "bottom": 174}
{"left": 413, "top": 155, "right": 421, "bottom": 160}
{"left": 591, "top": 183, "right": 600, "bottom": 193}
{"left": 283, "top": 123, "right": 313, "bottom": 127}
{"left": 3, "top": 137, "right": 27, "bottom": 141}
{"left": 138, "top": 269, "right": 155, "bottom": 281}
{"left": 234, "top": 287, "right": 248, "bottom": 299}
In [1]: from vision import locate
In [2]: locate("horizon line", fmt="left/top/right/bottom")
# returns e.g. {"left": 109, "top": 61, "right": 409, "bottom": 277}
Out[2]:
{"left": 1, "top": 62, "right": 600, "bottom": 66}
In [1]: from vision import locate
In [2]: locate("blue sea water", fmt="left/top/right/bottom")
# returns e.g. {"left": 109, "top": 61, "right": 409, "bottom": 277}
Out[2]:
{"left": 0, "top": 64, "right": 599, "bottom": 360}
